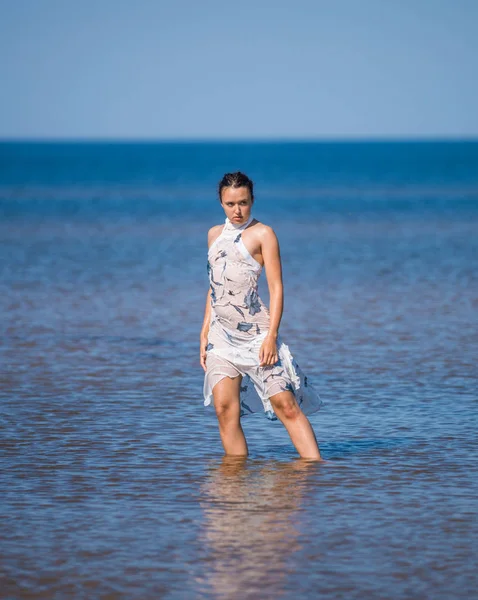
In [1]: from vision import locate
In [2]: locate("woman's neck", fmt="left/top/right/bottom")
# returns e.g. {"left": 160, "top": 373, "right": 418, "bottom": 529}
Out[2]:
{"left": 226, "top": 214, "right": 254, "bottom": 229}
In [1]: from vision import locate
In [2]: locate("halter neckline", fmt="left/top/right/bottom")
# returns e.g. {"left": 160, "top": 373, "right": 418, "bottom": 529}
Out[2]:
{"left": 225, "top": 214, "right": 254, "bottom": 231}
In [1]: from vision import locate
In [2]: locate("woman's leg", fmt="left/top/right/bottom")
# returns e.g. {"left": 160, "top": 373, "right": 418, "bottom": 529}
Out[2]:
{"left": 269, "top": 391, "right": 322, "bottom": 460}
{"left": 212, "top": 375, "right": 248, "bottom": 456}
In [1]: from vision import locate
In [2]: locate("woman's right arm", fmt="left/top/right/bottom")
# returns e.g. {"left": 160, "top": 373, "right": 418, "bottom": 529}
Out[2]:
{"left": 200, "top": 225, "right": 220, "bottom": 371}
{"left": 199, "top": 288, "right": 211, "bottom": 372}
{"left": 201, "top": 288, "right": 212, "bottom": 339}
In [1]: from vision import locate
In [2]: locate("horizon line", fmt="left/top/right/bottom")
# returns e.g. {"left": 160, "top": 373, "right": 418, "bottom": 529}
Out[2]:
{"left": 1, "top": 135, "right": 478, "bottom": 144}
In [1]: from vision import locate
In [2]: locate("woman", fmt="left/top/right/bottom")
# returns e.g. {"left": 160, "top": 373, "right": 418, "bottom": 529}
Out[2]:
{"left": 200, "top": 172, "right": 323, "bottom": 460}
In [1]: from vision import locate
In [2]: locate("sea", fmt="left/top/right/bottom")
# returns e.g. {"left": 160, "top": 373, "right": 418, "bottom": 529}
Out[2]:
{"left": 1, "top": 141, "right": 477, "bottom": 599}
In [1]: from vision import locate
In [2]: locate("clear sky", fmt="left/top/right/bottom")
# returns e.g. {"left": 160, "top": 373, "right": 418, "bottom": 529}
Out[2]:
{"left": 1, "top": 0, "right": 477, "bottom": 139}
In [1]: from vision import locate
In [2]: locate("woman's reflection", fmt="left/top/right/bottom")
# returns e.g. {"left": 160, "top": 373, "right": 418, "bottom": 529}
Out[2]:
{"left": 198, "top": 457, "right": 319, "bottom": 598}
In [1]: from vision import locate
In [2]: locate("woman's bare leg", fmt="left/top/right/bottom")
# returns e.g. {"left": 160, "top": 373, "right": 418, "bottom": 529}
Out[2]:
{"left": 269, "top": 391, "right": 322, "bottom": 460}
{"left": 212, "top": 375, "right": 248, "bottom": 456}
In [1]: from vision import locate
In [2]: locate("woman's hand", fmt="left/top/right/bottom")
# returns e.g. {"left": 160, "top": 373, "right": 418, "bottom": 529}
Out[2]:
{"left": 259, "top": 334, "right": 279, "bottom": 367}
{"left": 200, "top": 335, "right": 208, "bottom": 372}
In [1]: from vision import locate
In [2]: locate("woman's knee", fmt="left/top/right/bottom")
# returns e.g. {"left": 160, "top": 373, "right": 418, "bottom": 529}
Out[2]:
{"left": 270, "top": 391, "right": 301, "bottom": 420}
{"left": 214, "top": 397, "right": 236, "bottom": 420}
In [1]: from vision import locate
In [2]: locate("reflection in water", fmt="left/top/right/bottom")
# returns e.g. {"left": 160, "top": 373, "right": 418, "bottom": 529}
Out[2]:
{"left": 198, "top": 457, "right": 320, "bottom": 598}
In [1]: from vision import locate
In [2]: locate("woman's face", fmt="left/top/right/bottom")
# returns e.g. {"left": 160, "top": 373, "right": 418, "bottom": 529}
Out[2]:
{"left": 220, "top": 186, "right": 253, "bottom": 225}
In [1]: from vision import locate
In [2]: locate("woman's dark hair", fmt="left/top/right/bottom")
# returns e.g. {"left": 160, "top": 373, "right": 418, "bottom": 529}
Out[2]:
{"left": 218, "top": 171, "right": 254, "bottom": 202}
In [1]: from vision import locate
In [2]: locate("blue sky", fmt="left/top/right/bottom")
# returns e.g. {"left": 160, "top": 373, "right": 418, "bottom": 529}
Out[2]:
{"left": 1, "top": 0, "right": 477, "bottom": 139}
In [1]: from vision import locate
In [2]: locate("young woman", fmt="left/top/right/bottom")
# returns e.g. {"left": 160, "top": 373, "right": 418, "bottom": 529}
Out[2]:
{"left": 200, "top": 172, "right": 323, "bottom": 460}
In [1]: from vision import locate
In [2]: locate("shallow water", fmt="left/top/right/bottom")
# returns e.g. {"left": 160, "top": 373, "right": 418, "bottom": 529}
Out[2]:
{"left": 1, "top": 142, "right": 477, "bottom": 599}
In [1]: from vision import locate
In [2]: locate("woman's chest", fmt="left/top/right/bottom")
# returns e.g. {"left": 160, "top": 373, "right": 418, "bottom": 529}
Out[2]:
{"left": 208, "top": 238, "right": 261, "bottom": 282}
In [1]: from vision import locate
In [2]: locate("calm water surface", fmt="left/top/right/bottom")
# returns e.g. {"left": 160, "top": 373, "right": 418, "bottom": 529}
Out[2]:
{"left": 1, "top": 142, "right": 477, "bottom": 599}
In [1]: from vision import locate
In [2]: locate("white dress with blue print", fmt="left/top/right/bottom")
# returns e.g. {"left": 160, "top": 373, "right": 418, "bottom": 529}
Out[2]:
{"left": 203, "top": 214, "right": 323, "bottom": 421}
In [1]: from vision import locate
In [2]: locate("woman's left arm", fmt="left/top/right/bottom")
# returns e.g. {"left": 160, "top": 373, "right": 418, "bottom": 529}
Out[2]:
{"left": 259, "top": 226, "right": 283, "bottom": 367}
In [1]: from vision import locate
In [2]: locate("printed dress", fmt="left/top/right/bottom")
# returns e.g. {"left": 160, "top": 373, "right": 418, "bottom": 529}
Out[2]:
{"left": 203, "top": 214, "right": 323, "bottom": 421}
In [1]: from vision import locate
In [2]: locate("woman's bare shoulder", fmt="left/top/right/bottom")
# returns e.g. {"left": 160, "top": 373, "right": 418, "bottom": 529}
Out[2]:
{"left": 251, "top": 220, "right": 278, "bottom": 240}
{"left": 207, "top": 224, "right": 224, "bottom": 247}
